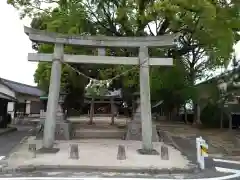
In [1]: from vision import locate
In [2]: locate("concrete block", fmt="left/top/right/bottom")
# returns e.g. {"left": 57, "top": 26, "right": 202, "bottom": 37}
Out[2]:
{"left": 117, "top": 145, "right": 126, "bottom": 160}
{"left": 125, "top": 121, "right": 159, "bottom": 142}
{"left": 55, "top": 121, "right": 72, "bottom": 140}
{"left": 36, "top": 147, "right": 59, "bottom": 154}
{"left": 28, "top": 144, "right": 36, "bottom": 158}
{"left": 137, "top": 148, "right": 159, "bottom": 155}
{"left": 70, "top": 144, "right": 79, "bottom": 159}
{"left": 36, "top": 121, "right": 72, "bottom": 140}
{"left": 28, "top": 144, "right": 36, "bottom": 152}
{"left": 161, "top": 145, "right": 169, "bottom": 160}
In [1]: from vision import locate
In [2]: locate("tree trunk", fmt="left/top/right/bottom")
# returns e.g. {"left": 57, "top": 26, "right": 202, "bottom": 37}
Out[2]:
{"left": 88, "top": 98, "right": 94, "bottom": 125}
{"left": 220, "top": 107, "right": 223, "bottom": 129}
{"left": 168, "top": 111, "right": 172, "bottom": 121}
{"left": 228, "top": 113, "right": 232, "bottom": 132}
{"left": 193, "top": 103, "right": 202, "bottom": 126}
{"left": 166, "top": 111, "right": 170, "bottom": 121}
{"left": 110, "top": 97, "right": 115, "bottom": 125}
{"left": 184, "top": 105, "right": 188, "bottom": 124}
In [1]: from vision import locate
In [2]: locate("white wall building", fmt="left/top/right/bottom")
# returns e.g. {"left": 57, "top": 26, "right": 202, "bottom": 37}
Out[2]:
{"left": 0, "top": 78, "right": 44, "bottom": 119}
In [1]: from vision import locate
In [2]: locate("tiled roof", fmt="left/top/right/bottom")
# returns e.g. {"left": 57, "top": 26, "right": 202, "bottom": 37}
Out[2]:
{"left": 0, "top": 78, "right": 44, "bottom": 97}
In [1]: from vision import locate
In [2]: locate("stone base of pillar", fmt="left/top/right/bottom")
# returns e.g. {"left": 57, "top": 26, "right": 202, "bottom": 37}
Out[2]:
{"left": 36, "top": 120, "right": 72, "bottom": 140}
{"left": 37, "top": 147, "right": 60, "bottom": 154}
{"left": 137, "top": 148, "right": 159, "bottom": 155}
{"left": 125, "top": 121, "right": 159, "bottom": 142}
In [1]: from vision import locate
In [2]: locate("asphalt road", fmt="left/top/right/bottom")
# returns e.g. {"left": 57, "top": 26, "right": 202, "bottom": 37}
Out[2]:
{"left": 166, "top": 133, "right": 240, "bottom": 171}
{"left": 206, "top": 157, "right": 240, "bottom": 172}
{"left": 0, "top": 125, "right": 33, "bottom": 157}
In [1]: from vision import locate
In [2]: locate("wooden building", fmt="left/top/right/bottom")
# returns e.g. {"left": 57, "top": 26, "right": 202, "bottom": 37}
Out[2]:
{"left": 84, "top": 89, "right": 123, "bottom": 124}
{"left": 0, "top": 78, "right": 44, "bottom": 119}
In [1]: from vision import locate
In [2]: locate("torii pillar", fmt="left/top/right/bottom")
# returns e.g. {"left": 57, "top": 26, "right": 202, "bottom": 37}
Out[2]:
{"left": 42, "top": 43, "right": 63, "bottom": 151}
{"left": 125, "top": 47, "right": 159, "bottom": 154}
{"left": 139, "top": 46, "right": 154, "bottom": 151}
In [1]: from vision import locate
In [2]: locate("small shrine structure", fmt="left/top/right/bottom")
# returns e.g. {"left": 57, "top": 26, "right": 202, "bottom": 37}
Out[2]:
{"left": 84, "top": 89, "right": 122, "bottom": 125}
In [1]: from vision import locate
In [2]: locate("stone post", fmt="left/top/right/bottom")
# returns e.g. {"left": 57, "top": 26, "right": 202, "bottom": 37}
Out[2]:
{"left": 28, "top": 144, "right": 36, "bottom": 158}
{"left": 117, "top": 145, "right": 126, "bottom": 160}
{"left": 161, "top": 145, "right": 169, "bottom": 160}
{"left": 70, "top": 144, "right": 79, "bottom": 159}
{"left": 139, "top": 46, "right": 153, "bottom": 150}
{"left": 43, "top": 43, "right": 63, "bottom": 149}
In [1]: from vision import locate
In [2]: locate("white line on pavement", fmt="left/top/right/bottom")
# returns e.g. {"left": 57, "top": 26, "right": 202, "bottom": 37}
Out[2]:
{"left": 213, "top": 158, "right": 240, "bottom": 165}
{"left": 215, "top": 167, "right": 240, "bottom": 174}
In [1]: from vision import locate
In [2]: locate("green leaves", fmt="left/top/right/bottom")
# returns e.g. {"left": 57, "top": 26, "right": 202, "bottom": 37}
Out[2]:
{"left": 8, "top": 0, "right": 240, "bottom": 112}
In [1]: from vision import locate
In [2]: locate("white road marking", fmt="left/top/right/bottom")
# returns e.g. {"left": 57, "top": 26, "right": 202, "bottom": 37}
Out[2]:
{"left": 213, "top": 158, "right": 240, "bottom": 165}
{"left": 215, "top": 167, "right": 240, "bottom": 174}
{"left": 0, "top": 156, "right": 5, "bottom": 161}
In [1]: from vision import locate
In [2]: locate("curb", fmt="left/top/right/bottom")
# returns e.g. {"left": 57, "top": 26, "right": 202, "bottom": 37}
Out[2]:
{"left": 1, "top": 165, "right": 199, "bottom": 175}
{"left": 0, "top": 127, "right": 17, "bottom": 136}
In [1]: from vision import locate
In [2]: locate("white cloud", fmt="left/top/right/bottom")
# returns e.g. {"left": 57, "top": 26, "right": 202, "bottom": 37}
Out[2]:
{"left": 0, "top": 1, "right": 37, "bottom": 86}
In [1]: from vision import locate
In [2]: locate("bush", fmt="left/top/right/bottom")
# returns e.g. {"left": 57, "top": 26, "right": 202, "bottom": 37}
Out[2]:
{"left": 200, "top": 103, "right": 229, "bottom": 128}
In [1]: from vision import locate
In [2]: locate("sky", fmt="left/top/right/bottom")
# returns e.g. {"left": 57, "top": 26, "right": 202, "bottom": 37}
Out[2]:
{"left": 0, "top": 1, "right": 37, "bottom": 86}
{"left": 0, "top": 1, "right": 240, "bottom": 86}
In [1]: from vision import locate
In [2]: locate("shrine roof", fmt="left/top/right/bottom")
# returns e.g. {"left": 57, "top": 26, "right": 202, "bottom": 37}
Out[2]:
{"left": 85, "top": 89, "right": 122, "bottom": 98}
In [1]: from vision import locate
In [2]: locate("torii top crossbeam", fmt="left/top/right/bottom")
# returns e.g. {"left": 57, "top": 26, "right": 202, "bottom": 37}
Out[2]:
{"left": 24, "top": 26, "right": 178, "bottom": 47}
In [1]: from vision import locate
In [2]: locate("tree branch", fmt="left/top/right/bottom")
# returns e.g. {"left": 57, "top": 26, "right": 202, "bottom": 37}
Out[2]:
{"left": 157, "top": 18, "right": 170, "bottom": 35}
{"left": 82, "top": 1, "right": 121, "bottom": 36}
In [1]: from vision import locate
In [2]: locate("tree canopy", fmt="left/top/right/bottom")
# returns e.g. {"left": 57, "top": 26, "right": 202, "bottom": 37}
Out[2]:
{"left": 7, "top": 0, "right": 240, "bottom": 116}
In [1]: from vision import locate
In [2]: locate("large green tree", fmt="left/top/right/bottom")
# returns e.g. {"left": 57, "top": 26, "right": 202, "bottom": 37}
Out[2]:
{"left": 8, "top": 0, "right": 240, "bottom": 119}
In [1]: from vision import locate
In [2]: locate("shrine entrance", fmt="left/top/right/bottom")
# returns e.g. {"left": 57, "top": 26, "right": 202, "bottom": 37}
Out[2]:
{"left": 84, "top": 89, "right": 123, "bottom": 125}
{"left": 24, "top": 26, "right": 177, "bottom": 153}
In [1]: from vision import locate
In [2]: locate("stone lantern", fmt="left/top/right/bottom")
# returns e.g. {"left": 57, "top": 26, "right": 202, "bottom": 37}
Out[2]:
{"left": 58, "top": 92, "right": 67, "bottom": 120}
{"left": 59, "top": 92, "right": 67, "bottom": 104}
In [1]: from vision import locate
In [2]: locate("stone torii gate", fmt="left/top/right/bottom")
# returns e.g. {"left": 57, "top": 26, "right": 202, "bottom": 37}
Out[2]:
{"left": 24, "top": 26, "right": 177, "bottom": 153}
